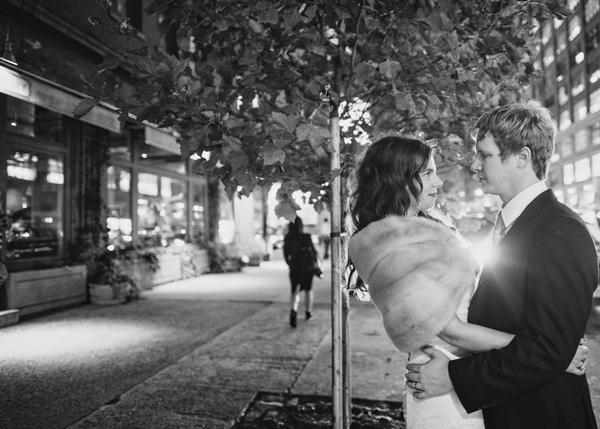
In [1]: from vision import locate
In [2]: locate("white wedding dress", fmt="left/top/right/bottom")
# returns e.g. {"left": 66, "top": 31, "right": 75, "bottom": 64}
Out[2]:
{"left": 403, "top": 289, "right": 484, "bottom": 429}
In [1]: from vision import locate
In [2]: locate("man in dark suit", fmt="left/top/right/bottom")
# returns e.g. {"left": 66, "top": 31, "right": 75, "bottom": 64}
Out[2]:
{"left": 406, "top": 101, "right": 598, "bottom": 428}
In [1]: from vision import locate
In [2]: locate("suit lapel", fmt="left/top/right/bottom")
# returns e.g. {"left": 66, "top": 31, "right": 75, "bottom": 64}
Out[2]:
{"left": 499, "top": 189, "right": 553, "bottom": 245}
{"left": 469, "top": 190, "right": 555, "bottom": 326}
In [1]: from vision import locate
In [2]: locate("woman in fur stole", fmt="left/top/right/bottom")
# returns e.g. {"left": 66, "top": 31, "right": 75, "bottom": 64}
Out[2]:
{"left": 345, "top": 135, "right": 586, "bottom": 429}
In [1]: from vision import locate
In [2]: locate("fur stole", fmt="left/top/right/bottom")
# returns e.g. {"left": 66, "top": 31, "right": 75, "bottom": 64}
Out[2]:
{"left": 348, "top": 216, "right": 479, "bottom": 353}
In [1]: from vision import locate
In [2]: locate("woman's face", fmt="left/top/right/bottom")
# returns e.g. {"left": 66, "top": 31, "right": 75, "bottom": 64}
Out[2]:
{"left": 409, "top": 156, "right": 443, "bottom": 213}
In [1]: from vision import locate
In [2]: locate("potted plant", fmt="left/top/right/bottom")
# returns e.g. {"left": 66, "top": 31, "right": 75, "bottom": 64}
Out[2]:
{"left": 118, "top": 245, "right": 161, "bottom": 291}
{"left": 203, "top": 241, "right": 243, "bottom": 273}
{"left": 84, "top": 246, "right": 140, "bottom": 305}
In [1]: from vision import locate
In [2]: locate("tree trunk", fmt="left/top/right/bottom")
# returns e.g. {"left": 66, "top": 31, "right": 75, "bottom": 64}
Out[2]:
{"left": 330, "top": 112, "right": 350, "bottom": 429}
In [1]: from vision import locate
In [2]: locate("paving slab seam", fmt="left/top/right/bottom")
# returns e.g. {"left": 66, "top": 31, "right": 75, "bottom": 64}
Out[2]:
{"left": 285, "top": 326, "right": 331, "bottom": 394}
{"left": 67, "top": 302, "right": 332, "bottom": 428}
{"left": 66, "top": 304, "right": 281, "bottom": 428}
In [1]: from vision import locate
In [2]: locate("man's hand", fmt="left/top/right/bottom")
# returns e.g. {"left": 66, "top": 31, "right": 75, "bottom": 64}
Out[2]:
{"left": 405, "top": 346, "right": 454, "bottom": 399}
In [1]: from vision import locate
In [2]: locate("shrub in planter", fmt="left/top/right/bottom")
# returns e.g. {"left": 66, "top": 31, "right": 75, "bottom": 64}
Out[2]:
{"left": 117, "top": 246, "right": 161, "bottom": 290}
{"left": 203, "top": 241, "right": 243, "bottom": 273}
{"left": 83, "top": 246, "right": 140, "bottom": 304}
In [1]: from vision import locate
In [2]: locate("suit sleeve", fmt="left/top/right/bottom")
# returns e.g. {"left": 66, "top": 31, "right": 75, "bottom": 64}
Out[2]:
{"left": 448, "top": 215, "right": 598, "bottom": 412}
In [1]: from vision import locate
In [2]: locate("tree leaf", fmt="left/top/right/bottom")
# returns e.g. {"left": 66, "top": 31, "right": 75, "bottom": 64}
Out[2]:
{"left": 271, "top": 112, "right": 301, "bottom": 133}
{"left": 275, "top": 199, "right": 301, "bottom": 222}
{"left": 73, "top": 98, "right": 101, "bottom": 118}
{"left": 379, "top": 59, "right": 401, "bottom": 80}
{"left": 263, "top": 143, "right": 286, "bottom": 165}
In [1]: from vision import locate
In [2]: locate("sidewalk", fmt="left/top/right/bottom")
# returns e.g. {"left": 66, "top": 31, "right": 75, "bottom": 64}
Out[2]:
{"left": 64, "top": 258, "right": 405, "bottom": 429}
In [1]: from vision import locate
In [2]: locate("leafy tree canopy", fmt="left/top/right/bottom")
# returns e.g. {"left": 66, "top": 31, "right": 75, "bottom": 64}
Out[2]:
{"left": 78, "top": 0, "right": 570, "bottom": 220}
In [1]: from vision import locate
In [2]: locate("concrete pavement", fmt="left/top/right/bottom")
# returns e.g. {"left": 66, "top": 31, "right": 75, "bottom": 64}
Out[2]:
{"left": 66, "top": 257, "right": 405, "bottom": 429}
{"left": 0, "top": 253, "right": 405, "bottom": 429}
{"left": 3, "top": 251, "right": 600, "bottom": 428}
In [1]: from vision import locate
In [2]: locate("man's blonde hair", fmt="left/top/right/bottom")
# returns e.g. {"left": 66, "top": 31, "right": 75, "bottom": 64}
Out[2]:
{"left": 473, "top": 100, "right": 556, "bottom": 180}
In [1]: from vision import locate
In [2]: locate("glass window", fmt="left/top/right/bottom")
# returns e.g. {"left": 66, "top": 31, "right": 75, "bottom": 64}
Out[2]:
{"left": 586, "top": 0, "right": 600, "bottom": 21}
{"left": 559, "top": 109, "right": 572, "bottom": 131}
{"left": 191, "top": 180, "right": 207, "bottom": 242}
{"left": 554, "top": 17, "right": 563, "bottom": 30}
{"left": 574, "top": 100, "right": 587, "bottom": 121}
{"left": 542, "top": 23, "right": 552, "bottom": 45}
{"left": 569, "top": 15, "right": 581, "bottom": 41}
{"left": 108, "top": 132, "right": 132, "bottom": 161}
{"left": 218, "top": 184, "right": 235, "bottom": 244}
{"left": 138, "top": 143, "right": 186, "bottom": 174}
{"left": 558, "top": 85, "right": 569, "bottom": 105}
{"left": 557, "top": 29, "right": 567, "bottom": 54}
{"left": 570, "top": 42, "right": 583, "bottom": 66}
{"left": 543, "top": 49, "right": 555, "bottom": 67}
{"left": 575, "top": 158, "right": 591, "bottom": 181}
{"left": 574, "top": 129, "right": 588, "bottom": 151}
{"left": 592, "top": 153, "right": 600, "bottom": 175}
{"left": 6, "top": 97, "right": 64, "bottom": 144}
{"left": 106, "top": 166, "right": 132, "bottom": 247}
{"left": 588, "top": 57, "right": 600, "bottom": 85}
{"left": 137, "top": 173, "right": 187, "bottom": 246}
{"left": 568, "top": 188, "right": 579, "bottom": 207}
{"left": 586, "top": 25, "right": 599, "bottom": 52}
{"left": 564, "top": 163, "right": 575, "bottom": 185}
{"left": 593, "top": 122, "right": 600, "bottom": 145}
{"left": 572, "top": 73, "right": 585, "bottom": 97}
{"left": 590, "top": 88, "right": 600, "bottom": 113}
{"left": 562, "top": 135, "right": 574, "bottom": 157}
{"left": 5, "top": 150, "right": 64, "bottom": 260}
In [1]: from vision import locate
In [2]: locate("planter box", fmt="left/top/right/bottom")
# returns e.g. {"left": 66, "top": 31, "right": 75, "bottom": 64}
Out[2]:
{"left": 152, "top": 253, "right": 183, "bottom": 285}
{"left": 89, "top": 283, "right": 127, "bottom": 305}
{"left": 6, "top": 265, "right": 87, "bottom": 317}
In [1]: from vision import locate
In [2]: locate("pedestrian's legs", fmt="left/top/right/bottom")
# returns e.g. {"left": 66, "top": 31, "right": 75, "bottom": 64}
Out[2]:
{"left": 289, "top": 291, "right": 299, "bottom": 327}
{"left": 289, "top": 270, "right": 300, "bottom": 328}
{"left": 305, "top": 290, "right": 313, "bottom": 320}
{"left": 324, "top": 237, "right": 330, "bottom": 259}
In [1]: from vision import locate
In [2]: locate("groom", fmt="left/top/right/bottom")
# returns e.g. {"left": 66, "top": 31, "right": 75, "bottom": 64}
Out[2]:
{"left": 406, "top": 100, "right": 599, "bottom": 428}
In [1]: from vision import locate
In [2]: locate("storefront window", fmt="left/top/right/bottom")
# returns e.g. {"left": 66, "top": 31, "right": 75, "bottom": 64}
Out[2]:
{"left": 7, "top": 97, "right": 64, "bottom": 144}
{"left": 106, "top": 166, "right": 132, "bottom": 247}
{"left": 5, "top": 150, "right": 64, "bottom": 260}
{"left": 191, "top": 180, "right": 207, "bottom": 242}
{"left": 138, "top": 143, "right": 186, "bottom": 174}
{"left": 108, "top": 133, "right": 132, "bottom": 161}
{"left": 218, "top": 185, "right": 235, "bottom": 244}
{"left": 137, "top": 173, "right": 187, "bottom": 246}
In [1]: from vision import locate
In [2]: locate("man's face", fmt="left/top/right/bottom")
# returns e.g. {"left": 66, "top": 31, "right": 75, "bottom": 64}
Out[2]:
{"left": 470, "top": 132, "right": 517, "bottom": 202}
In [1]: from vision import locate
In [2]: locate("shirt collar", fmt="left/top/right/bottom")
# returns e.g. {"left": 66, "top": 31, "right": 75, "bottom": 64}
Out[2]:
{"left": 501, "top": 181, "right": 547, "bottom": 228}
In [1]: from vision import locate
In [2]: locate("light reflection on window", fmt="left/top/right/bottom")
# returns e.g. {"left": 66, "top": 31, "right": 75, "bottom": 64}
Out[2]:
{"left": 5, "top": 151, "right": 63, "bottom": 260}
{"left": 107, "top": 166, "right": 132, "bottom": 247}
{"left": 137, "top": 174, "right": 187, "bottom": 246}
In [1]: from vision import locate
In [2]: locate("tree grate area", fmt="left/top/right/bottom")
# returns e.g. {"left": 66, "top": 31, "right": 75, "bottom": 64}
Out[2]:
{"left": 232, "top": 391, "right": 405, "bottom": 429}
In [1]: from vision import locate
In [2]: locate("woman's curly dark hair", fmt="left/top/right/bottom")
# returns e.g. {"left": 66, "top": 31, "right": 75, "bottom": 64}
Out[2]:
{"left": 344, "top": 134, "right": 437, "bottom": 299}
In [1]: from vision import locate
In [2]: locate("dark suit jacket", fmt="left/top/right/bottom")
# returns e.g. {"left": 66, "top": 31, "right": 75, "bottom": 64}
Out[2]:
{"left": 448, "top": 190, "right": 598, "bottom": 429}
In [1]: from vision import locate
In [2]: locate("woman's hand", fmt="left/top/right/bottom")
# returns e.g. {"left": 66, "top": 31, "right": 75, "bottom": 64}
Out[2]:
{"left": 566, "top": 339, "right": 589, "bottom": 376}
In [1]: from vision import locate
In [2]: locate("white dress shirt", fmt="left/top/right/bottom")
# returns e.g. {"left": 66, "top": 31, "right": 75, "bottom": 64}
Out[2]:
{"left": 499, "top": 181, "right": 548, "bottom": 234}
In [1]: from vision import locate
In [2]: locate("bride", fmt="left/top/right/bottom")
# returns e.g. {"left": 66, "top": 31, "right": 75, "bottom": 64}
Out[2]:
{"left": 344, "top": 134, "right": 588, "bottom": 428}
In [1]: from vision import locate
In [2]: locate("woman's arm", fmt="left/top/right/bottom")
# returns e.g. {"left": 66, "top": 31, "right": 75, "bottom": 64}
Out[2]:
{"left": 439, "top": 315, "right": 588, "bottom": 375}
{"left": 439, "top": 314, "right": 512, "bottom": 353}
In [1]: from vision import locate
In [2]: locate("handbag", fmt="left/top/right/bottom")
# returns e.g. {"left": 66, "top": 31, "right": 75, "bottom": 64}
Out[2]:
{"left": 303, "top": 235, "right": 323, "bottom": 278}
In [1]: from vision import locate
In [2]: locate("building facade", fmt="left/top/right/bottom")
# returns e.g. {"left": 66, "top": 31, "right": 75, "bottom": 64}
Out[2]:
{"left": 530, "top": 0, "right": 600, "bottom": 239}
{"left": 0, "top": 0, "right": 267, "bottom": 319}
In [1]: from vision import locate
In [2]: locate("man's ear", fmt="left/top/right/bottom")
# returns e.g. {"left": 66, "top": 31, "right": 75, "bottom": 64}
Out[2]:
{"left": 517, "top": 146, "right": 532, "bottom": 168}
